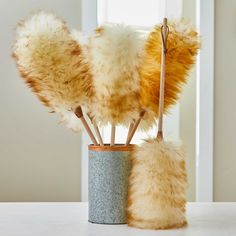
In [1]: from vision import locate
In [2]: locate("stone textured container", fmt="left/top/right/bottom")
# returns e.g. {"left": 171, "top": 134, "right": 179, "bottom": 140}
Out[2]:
{"left": 88, "top": 144, "right": 133, "bottom": 224}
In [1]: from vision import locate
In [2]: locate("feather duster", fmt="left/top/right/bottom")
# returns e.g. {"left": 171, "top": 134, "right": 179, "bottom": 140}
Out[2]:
{"left": 88, "top": 24, "right": 155, "bottom": 129}
{"left": 13, "top": 12, "right": 93, "bottom": 131}
{"left": 127, "top": 140, "right": 187, "bottom": 229}
{"left": 139, "top": 19, "right": 200, "bottom": 116}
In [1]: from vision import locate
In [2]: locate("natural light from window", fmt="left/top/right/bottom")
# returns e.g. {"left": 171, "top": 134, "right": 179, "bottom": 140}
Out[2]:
{"left": 98, "top": 0, "right": 166, "bottom": 28}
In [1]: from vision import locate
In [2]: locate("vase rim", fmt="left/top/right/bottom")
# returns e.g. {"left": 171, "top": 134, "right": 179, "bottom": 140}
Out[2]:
{"left": 88, "top": 144, "right": 135, "bottom": 151}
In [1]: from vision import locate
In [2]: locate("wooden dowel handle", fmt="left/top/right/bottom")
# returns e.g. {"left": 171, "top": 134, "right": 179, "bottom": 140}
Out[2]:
{"left": 126, "top": 122, "right": 135, "bottom": 144}
{"left": 87, "top": 113, "right": 104, "bottom": 146}
{"left": 110, "top": 125, "right": 115, "bottom": 146}
{"left": 94, "top": 124, "right": 104, "bottom": 146}
{"left": 75, "top": 107, "right": 98, "bottom": 145}
{"left": 157, "top": 18, "right": 169, "bottom": 140}
{"left": 80, "top": 117, "right": 98, "bottom": 145}
{"left": 126, "top": 111, "right": 145, "bottom": 145}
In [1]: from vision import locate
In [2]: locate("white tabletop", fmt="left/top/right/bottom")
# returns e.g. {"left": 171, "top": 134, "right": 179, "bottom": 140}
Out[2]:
{"left": 0, "top": 202, "right": 235, "bottom": 236}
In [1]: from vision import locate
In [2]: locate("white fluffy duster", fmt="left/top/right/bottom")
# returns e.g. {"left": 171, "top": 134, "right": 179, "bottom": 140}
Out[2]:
{"left": 127, "top": 139, "right": 187, "bottom": 229}
{"left": 88, "top": 24, "right": 155, "bottom": 129}
{"left": 13, "top": 12, "right": 93, "bottom": 131}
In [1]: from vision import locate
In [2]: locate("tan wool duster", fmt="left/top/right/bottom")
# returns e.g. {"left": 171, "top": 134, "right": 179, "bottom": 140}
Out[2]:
{"left": 139, "top": 19, "right": 200, "bottom": 117}
{"left": 13, "top": 11, "right": 93, "bottom": 132}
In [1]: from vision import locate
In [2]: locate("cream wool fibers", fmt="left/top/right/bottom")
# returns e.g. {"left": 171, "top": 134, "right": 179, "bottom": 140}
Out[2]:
{"left": 13, "top": 12, "right": 93, "bottom": 131}
{"left": 127, "top": 139, "right": 187, "bottom": 229}
{"left": 88, "top": 24, "right": 155, "bottom": 129}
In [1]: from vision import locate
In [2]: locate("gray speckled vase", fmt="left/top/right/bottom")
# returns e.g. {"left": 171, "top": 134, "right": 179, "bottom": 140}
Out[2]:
{"left": 88, "top": 144, "right": 133, "bottom": 224}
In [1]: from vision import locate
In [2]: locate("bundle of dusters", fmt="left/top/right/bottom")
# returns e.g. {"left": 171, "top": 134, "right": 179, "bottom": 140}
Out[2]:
{"left": 13, "top": 12, "right": 200, "bottom": 229}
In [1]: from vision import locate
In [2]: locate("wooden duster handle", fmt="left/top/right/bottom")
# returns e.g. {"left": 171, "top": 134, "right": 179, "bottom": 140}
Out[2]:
{"left": 110, "top": 125, "right": 116, "bottom": 146}
{"left": 157, "top": 18, "right": 169, "bottom": 140}
{"left": 125, "top": 120, "right": 135, "bottom": 144}
{"left": 74, "top": 106, "right": 98, "bottom": 145}
{"left": 126, "top": 110, "right": 146, "bottom": 145}
{"left": 87, "top": 113, "right": 104, "bottom": 146}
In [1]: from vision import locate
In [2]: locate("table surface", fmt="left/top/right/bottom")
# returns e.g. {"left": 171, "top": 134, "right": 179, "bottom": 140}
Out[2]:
{"left": 0, "top": 202, "right": 235, "bottom": 236}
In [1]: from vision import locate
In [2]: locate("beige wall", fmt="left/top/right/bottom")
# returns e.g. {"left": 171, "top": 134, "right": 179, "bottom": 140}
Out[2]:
{"left": 214, "top": 0, "right": 236, "bottom": 201}
{"left": 0, "top": 0, "right": 82, "bottom": 201}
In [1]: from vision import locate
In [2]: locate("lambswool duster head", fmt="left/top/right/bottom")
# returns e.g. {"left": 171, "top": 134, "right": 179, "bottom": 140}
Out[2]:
{"left": 127, "top": 19, "right": 188, "bottom": 229}
{"left": 88, "top": 24, "right": 155, "bottom": 129}
{"left": 139, "top": 19, "right": 200, "bottom": 116}
{"left": 13, "top": 12, "right": 93, "bottom": 131}
{"left": 127, "top": 140, "right": 187, "bottom": 229}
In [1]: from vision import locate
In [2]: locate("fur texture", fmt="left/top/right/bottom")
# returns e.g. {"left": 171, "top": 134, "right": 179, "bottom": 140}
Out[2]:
{"left": 139, "top": 19, "right": 200, "bottom": 116}
{"left": 127, "top": 139, "right": 187, "bottom": 229}
{"left": 13, "top": 12, "right": 93, "bottom": 131}
{"left": 88, "top": 24, "right": 155, "bottom": 129}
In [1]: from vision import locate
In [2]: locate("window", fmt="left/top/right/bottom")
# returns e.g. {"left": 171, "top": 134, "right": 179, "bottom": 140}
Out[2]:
{"left": 98, "top": 0, "right": 183, "bottom": 28}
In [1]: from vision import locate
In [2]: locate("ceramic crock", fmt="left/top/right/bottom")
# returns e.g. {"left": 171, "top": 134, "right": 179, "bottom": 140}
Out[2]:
{"left": 88, "top": 144, "right": 133, "bottom": 224}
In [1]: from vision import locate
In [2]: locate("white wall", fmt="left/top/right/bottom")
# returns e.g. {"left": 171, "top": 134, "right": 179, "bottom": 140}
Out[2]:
{"left": 214, "top": 0, "right": 236, "bottom": 201}
{"left": 0, "top": 0, "right": 82, "bottom": 201}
